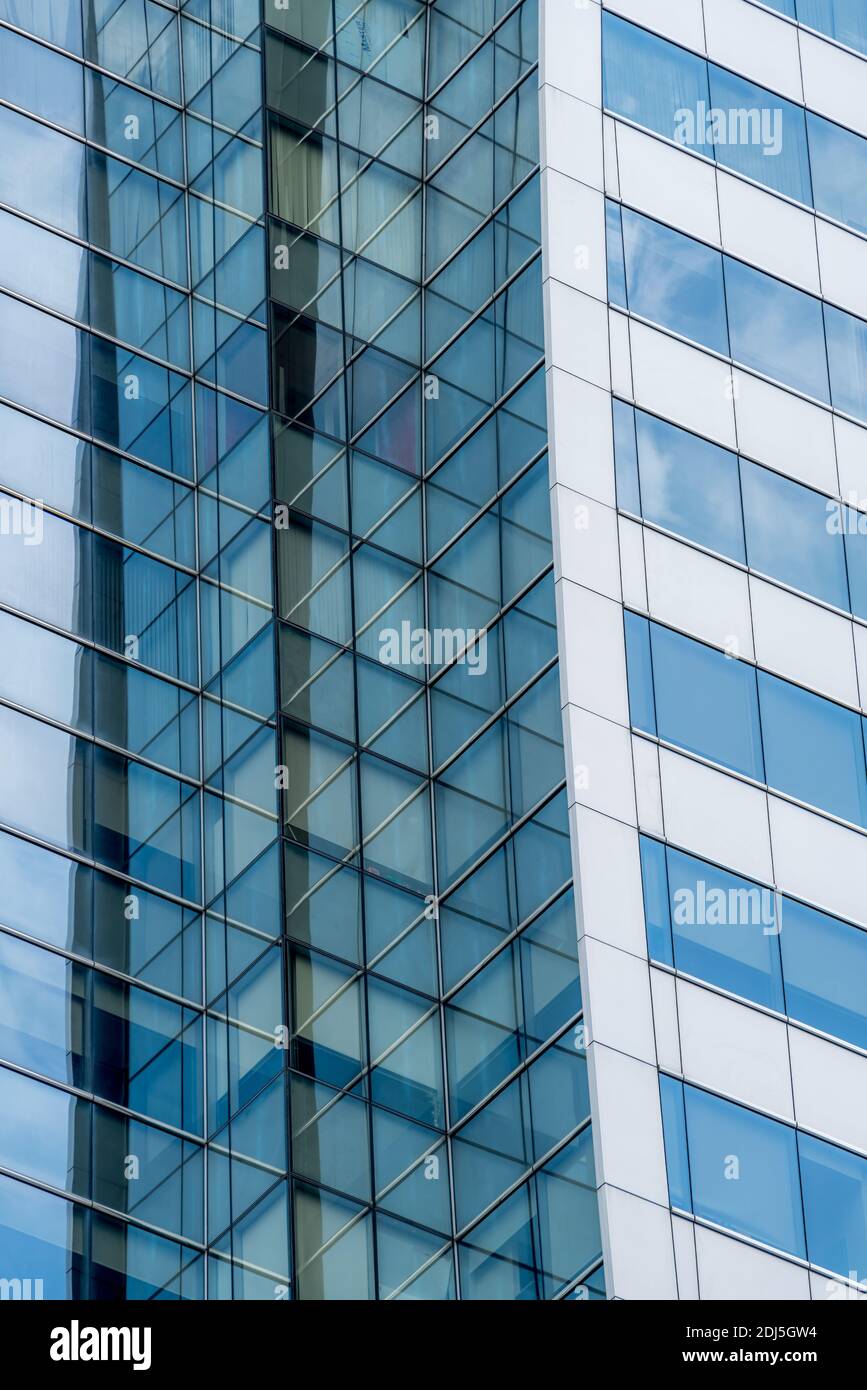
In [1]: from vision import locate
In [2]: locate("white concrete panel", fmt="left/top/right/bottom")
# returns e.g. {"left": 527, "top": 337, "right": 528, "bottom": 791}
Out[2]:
{"left": 565, "top": 705, "right": 637, "bottom": 823}
{"left": 590, "top": 1043, "right": 670, "bottom": 1203}
{"left": 769, "top": 796, "right": 867, "bottom": 930}
{"left": 540, "top": 0, "right": 601, "bottom": 106}
{"left": 789, "top": 1027, "right": 867, "bottom": 1156}
{"left": 552, "top": 486, "right": 621, "bottom": 598}
{"left": 695, "top": 1225, "right": 811, "bottom": 1299}
{"left": 633, "top": 733, "right": 664, "bottom": 837}
{"left": 717, "top": 172, "right": 819, "bottom": 294}
{"left": 676, "top": 980, "right": 794, "bottom": 1121}
{"left": 650, "top": 965, "right": 682, "bottom": 1075}
{"left": 545, "top": 281, "right": 611, "bottom": 389}
{"left": 581, "top": 936, "right": 657, "bottom": 1062}
{"left": 644, "top": 529, "right": 753, "bottom": 658}
{"left": 800, "top": 31, "right": 867, "bottom": 140}
{"left": 659, "top": 748, "right": 774, "bottom": 883}
{"left": 546, "top": 369, "right": 616, "bottom": 504}
{"left": 557, "top": 579, "right": 629, "bottom": 724}
{"left": 817, "top": 219, "right": 867, "bottom": 323}
{"left": 540, "top": 85, "right": 604, "bottom": 191}
{"left": 749, "top": 578, "right": 858, "bottom": 708}
{"left": 618, "top": 516, "right": 648, "bottom": 611}
{"left": 630, "top": 322, "right": 737, "bottom": 449}
{"left": 603, "top": 0, "right": 705, "bottom": 50}
{"left": 834, "top": 416, "right": 867, "bottom": 513}
{"left": 704, "top": 0, "right": 804, "bottom": 101}
{"left": 572, "top": 806, "right": 647, "bottom": 955}
{"left": 615, "top": 123, "right": 720, "bottom": 246}
{"left": 733, "top": 370, "right": 838, "bottom": 493}
{"left": 672, "top": 1215, "right": 699, "bottom": 1300}
{"left": 601, "top": 1185, "right": 679, "bottom": 1300}
{"left": 609, "top": 309, "right": 633, "bottom": 399}
{"left": 542, "top": 171, "right": 607, "bottom": 300}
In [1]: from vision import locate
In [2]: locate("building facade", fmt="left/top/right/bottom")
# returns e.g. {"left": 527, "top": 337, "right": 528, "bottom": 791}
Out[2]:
{"left": 0, "top": 0, "right": 864, "bottom": 1303}
{"left": 544, "top": 0, "right": 867, "bottom": 1301}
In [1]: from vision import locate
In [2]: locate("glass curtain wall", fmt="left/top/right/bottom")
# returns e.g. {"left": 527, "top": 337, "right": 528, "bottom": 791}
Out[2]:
{"left": 0, "top": 0, "right": 285, "bottom": 1299}
{"left": 265, "top": 0, "right": 603, "bottom": 1299}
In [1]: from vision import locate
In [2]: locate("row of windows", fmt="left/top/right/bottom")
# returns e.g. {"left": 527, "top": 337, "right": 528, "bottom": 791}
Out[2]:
{"left": 661, "top": 1076, "right": 867, "bottom": 1282}
{"left": 641, "top": 835, "right": 867, "bottom": 1052}
{"left": 603, "top": 11, "right": 867, "bottom": 236}
{"left": 0, "top": 1129, "right": 601, "bottom": 1300}
{"left": 0, "top": 83, "right": 265, "bottom": 312}
{"left": 764, "top": 0, "right": 867, "bottom": 58}
{"left": 267, "top": 0, "right": 532, "bottom": 109}
{"left": 614, "top": 401, "right": 867, "bottom": 620}
{"left": 0, "top": 0, "right": 262, "bottom": 100}
{"left": 626, "top": 612, "right": 867, "bottom": 829}
{"left": 608, "top": 200, "right": 867, "bottom": 424}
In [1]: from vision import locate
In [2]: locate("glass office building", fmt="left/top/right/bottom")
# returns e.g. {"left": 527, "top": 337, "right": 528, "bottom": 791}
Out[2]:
{"left": 0, "top": 0, "right": 602, "bottom": 1301}
{"left": 1, "top": 0, "right": 865, "bottom": 1305}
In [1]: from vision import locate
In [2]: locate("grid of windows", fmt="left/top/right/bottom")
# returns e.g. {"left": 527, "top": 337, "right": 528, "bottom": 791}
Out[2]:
{"left": 265, "top": 0, "right": 602, "bottom": 1301}
{"left": 0, "top": 0, "right": 602, "bottom": 1301}
{"left": 603, "top": 12, "right": 867, "bottom": 237}
{"left": 0, "top": 0, "right": 286, "bottom": 1300}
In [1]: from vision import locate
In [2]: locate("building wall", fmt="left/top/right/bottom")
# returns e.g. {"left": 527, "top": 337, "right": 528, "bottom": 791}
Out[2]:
{"left": 543, "top": 0, "right": 867, "bottom": 1300}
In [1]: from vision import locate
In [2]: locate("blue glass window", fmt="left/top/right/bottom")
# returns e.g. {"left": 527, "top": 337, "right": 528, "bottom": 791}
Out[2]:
{"left": 799, "top": 1131, "right": 867, "bottom": 1279}
{"left": 634, "top": 409, "right": 745, "bottom": 561}
{"left": 707, "top": 65, "right": 812, "bottom": 205}
{"left": 602, "top": 12, "right": 710, "bottom": 147}
{"left": 606, "top": 200, "right": 627, "bottom": 308}
{"left": 649, "top": 623, "right": 764, "bottom": 781}
{"left": 825, "top": 303, "right": 867, "bottom": 424}
{"left": 797, "top": 0, "right": 867, "bottom": 54}
{"left": 780, "top": 897, "right": 867, "bottom": 1051}
{"left": 659, "top": 1074, "right": 692, "bottom": 1212}
{"left": 624, "top": 612, "right": 656, "bottom": 735}
{"left": 666, "top": 846, "right": 784, "bottom": 1011}
{"left": 639, "top": 835, "right": 673, "bottom": 966}
{"left": 844, "top": 514, "right": 867, "bottom": 621}
{"left": 612, "top": 399, "right": 640, "bottom": 513}
{"left": 683, "top": 1083, "right": 806, "bottom": 1258}
{"left": 740, "top": 461, "right": 849, "bottom": 609}
{"left": 725, "top": 257, "right": 830, "bottom": 403}
{"left": 808, "top": 113, "right": 867, "bottom": 237}
{"left": 758, "top": 672, "right": 867, "bottom": 826}
{"left": 622, "top": 208, "right": 728, "bottom": 354}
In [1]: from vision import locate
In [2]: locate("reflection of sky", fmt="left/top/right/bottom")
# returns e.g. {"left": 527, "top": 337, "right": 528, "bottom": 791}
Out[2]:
{"left": 623, "top": 212, "right": 728, "bottom": 355}
{"left": 636, "top": 412, "right": 745, "bottom": 562}
{"left": 725, "top": 259, "right": 830, "bottom": 402}
{"left": 741, "top": 461, "right": 848, "bottom": 607}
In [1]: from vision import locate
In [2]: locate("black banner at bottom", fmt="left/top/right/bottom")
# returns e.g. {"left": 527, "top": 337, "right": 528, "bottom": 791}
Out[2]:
{"left": 0, "top": 1297, "right": 858, "bottom": 1376}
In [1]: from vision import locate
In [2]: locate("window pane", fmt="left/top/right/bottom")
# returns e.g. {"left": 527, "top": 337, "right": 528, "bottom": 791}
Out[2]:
{"left": 659, "top": 1074, "right": 692, "bottom": 1211}
{"left": 725, "top": 257, "right": 830, "bottom": 402}
{"left": 602, "top": 12, "right": 710, "bottom": 146}
{"left": 780, "top": 896, "right": 867, "bottom": 1051}
{"left": 740, "top": 460, "right": 849, "bottom": 609}
{"left": 623, "top": 209, "right": 728, "bottom": 354}
{"left": 707, "top": 65, "right": 812, "bottom": 204}
{"left": 650, "top": 623, "right": 764, "bottom": 780}
{"left": 684, "top": 1083, "right": 806, "bottom": 1258}
{"left": 758, "top": 671, "right": 867, "bottom": 826}
{"left": 825, "top": 303, "right": 867, "bottom": 424}
{"left": 667, "top": 847, "right": 784, "bottom": 1011}
{"left": 799, "top": 1131, "right": 867, "bottom": 1280}
{"left": 808, "top": 113, "right": 867, "bottom": 236}
{"left": 634, "top": 410, "right": 745, "bottom": 561}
